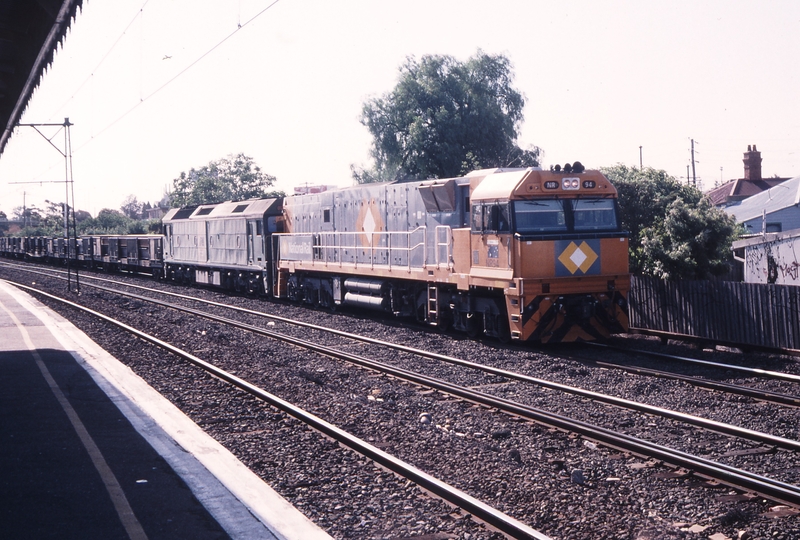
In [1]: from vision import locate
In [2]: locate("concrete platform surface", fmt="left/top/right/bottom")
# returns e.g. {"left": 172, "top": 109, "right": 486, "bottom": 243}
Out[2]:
{"left": 0, "top": 279, "right": 332, "bottom": 540}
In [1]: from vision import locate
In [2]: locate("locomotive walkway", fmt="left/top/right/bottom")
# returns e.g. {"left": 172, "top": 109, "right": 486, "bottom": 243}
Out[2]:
{"left": 0, "top": 280, "right": 331, "bottom": 540}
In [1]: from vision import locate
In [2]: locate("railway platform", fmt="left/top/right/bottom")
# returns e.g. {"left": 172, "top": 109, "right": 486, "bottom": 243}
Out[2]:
{"left": 0, "top": 280, "right": 331, "bottom": 540}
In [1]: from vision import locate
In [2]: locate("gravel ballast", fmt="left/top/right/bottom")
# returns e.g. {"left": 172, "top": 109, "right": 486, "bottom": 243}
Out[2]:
{"left": 2, "top": 263, "right": 800, "bottom": 540}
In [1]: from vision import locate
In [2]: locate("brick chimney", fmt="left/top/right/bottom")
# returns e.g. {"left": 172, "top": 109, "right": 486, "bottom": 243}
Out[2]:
{"left": 743, "top": 144, "right": 762, "bottom": 181}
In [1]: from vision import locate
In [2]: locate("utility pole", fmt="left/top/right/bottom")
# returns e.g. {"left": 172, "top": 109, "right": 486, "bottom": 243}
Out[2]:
{"left": 639, "top": 146, "right": 643, "bottom": 170}
{"left": 690, "top": 138, "right": 697, "bottom": 187}
{"left": 14, "top": 118, "right": 79, "bottom": 293}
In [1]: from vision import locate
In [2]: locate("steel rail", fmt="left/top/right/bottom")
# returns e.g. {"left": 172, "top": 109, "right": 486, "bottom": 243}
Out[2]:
{"left": 80, "top": 281, "right": 800, "bottom": 452}
{"left": 3, "top": 279, "right": 550, "bottom": 540}
{"left": 588, "top": 342, "right": 800, "bottom": 383}
{"left": 588, "top": 360, "right": 800, "bottom": 408}
{"left": 6, "top": 260, "right": 800, "bottom": 387}
{"left": 10, "top": 278, "right": 800, "bottom": 508}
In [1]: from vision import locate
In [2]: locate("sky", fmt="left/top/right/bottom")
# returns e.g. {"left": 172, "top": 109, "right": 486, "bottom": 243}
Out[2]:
{"left": 1, "top": 0, "right": 799, "bottom": 218}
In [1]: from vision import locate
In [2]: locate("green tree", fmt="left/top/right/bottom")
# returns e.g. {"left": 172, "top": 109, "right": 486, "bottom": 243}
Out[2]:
{"left": 75, "top": 209, "right": 93, "bottom": 223}
{"left": 602, "top": 164, "right": 739, "bottom": 279}
{"left": 42, "top": 201, "right": 70, "bottom": 234}
{"left": 12, "top": 205, "right": 43, "bottom": 225}
{"left": 356, "top": 51, "right": 539, "bottom": 183}
{"left": 127, "top": 220, "right": 146, "bottom": 234}
{"left": 120, "top": 195, "right": 143, "bottom": 219}
{"left": 96, "top": 209, "right": 129, "bottom": 230}
{"left": 171, "top": 153, "right": 277, "bottom": 207}
{"left": 145, "top": 218, "right": 162, "bottom": 234}
{"left": 78, "top": 208, "right": 132, "bottom": 234}
{"left": 640, "top": 197, "right": 739, "bottom": 280}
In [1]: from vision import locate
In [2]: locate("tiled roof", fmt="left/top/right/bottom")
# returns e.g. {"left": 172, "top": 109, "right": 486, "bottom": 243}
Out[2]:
{"left": 706, "top": 177, "right": 790, "bottom": 207}
{"left": 724, "top": 175, "right": 800, "bottom": 223}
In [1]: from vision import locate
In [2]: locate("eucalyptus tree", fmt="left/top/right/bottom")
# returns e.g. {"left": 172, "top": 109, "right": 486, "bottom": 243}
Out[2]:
{"left": 356, "top": 51, "right": 539, "bottom": 183}
{"left": 171, "top": 153, "right": 277, "bottom": 207}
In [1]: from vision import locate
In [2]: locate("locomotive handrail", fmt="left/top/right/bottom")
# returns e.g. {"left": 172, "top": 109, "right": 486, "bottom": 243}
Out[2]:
{"left": 276, "top": 227, "right": 429, "bottom": 272}
{"left": 434, "top": 225, "right": 453, "bottom": 269}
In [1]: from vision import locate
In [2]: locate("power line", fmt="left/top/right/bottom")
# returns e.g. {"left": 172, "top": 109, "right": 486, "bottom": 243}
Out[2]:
{"left": 4, "top": 1, "right": 153, "bottom": 188}
{"left": 47, "top": 0, "right": 153, "bottom": 121}
{"left": 11, "top": 1, "right": 281, "bottom": 189}
{"left": 73, "top": 0, "right": 281, "bottom": 154}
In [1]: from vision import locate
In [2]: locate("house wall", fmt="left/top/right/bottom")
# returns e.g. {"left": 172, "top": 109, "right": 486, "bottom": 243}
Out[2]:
{"left": 743, "top": 207, "right": 800, "bottom": 234}
{"left": 741, "top": 233, "right": 800, "bottom": 285}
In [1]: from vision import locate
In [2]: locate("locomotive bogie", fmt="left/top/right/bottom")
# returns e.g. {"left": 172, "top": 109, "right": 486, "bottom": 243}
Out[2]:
{"left": 507, "top": 289, "right": 629, "bottom": 343}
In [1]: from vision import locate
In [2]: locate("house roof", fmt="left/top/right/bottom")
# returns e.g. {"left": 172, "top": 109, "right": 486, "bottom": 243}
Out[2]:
{"left": 0, "top": 0, "right": 84, "bottom": 157}
{"left": 724, "top": 175, "right": 800, "bottom": 223}
{"left": 706, "top": 176, "right": 790, "bottom": 207}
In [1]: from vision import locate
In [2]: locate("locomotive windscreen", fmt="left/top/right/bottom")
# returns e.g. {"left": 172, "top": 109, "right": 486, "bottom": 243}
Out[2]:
{"left": 513, "top": 198, "right": 619, "bottom": 234}
{"left": 513, "top": 200, "right": 567, "bottom": 233}
{"left": 572, "top": 199, "right": 618, "bottom": 231}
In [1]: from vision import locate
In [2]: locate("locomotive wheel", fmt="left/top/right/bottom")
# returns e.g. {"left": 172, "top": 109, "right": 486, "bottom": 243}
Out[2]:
{"left": 466, "top": 312, "right": 483, "bottom": 339}
{"left": 467, "top": 313, "right": 483, "bottom": 339}
{"left": 246, "top": 275, "right": 259, "bottom": 295}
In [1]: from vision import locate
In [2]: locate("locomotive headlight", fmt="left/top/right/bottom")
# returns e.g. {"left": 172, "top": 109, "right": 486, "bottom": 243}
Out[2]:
{"left": 562, "top": 177, "right": 580, "bottom": 190}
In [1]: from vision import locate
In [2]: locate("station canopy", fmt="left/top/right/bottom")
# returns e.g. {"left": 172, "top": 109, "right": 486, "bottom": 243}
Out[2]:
{"left": 0, "top": 0, "right": 83, "bottom": 157}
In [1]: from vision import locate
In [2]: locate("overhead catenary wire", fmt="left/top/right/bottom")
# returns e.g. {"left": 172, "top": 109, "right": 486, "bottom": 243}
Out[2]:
{"left": 46, "top": 0, "right": 153, "bottom": 122}
{"left": 10, "top": 0, "right": 281, "bottom": 197}
{"left": 73, "top": 0, "right": 282, "bottom": 154}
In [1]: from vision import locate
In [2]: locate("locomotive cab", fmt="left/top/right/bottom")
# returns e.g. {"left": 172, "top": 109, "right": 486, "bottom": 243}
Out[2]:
{"left": 467, "top": 167, "right": 629, "bottom": 342}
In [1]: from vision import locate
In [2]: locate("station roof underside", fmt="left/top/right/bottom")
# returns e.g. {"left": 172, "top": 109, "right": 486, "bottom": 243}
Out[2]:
{"left": 0, "top": 0, "right": 83, "bottom": 157}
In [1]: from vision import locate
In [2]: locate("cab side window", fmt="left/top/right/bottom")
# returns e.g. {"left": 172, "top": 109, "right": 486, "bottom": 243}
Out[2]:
{"left": 472, "top": 203, "right": 510, "bottom": 233}
{"left": 471, "top": 204, "right": 483, "bottom": 232}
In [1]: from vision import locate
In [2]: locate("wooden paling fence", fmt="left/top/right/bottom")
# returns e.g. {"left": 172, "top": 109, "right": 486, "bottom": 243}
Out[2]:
{"left": 628, "top": 276, "right": 800, "bottom": 351}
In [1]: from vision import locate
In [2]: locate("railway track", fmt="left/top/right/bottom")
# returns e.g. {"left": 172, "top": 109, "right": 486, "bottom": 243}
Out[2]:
{"left": 5, "top": 279, "right": 547, "bottom": 540}
{"left": 557, "top": 345, "right": 800, "bottom": 409}
{"left": 5, "top": 260, "right": 800, "bottom": 538}
{"left": 6, "top": 263, "right": 800, "bottom": 502}
{"left": 588, "top": 341, "right": 800, "bottom": 383}
{"left": 10, "top": 262, "right": 800, "bottom": 451}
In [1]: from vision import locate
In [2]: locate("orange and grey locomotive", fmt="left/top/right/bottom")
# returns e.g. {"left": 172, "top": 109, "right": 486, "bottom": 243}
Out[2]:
{"left": 275, "top": 166, "right": 629, "bottom": 343}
